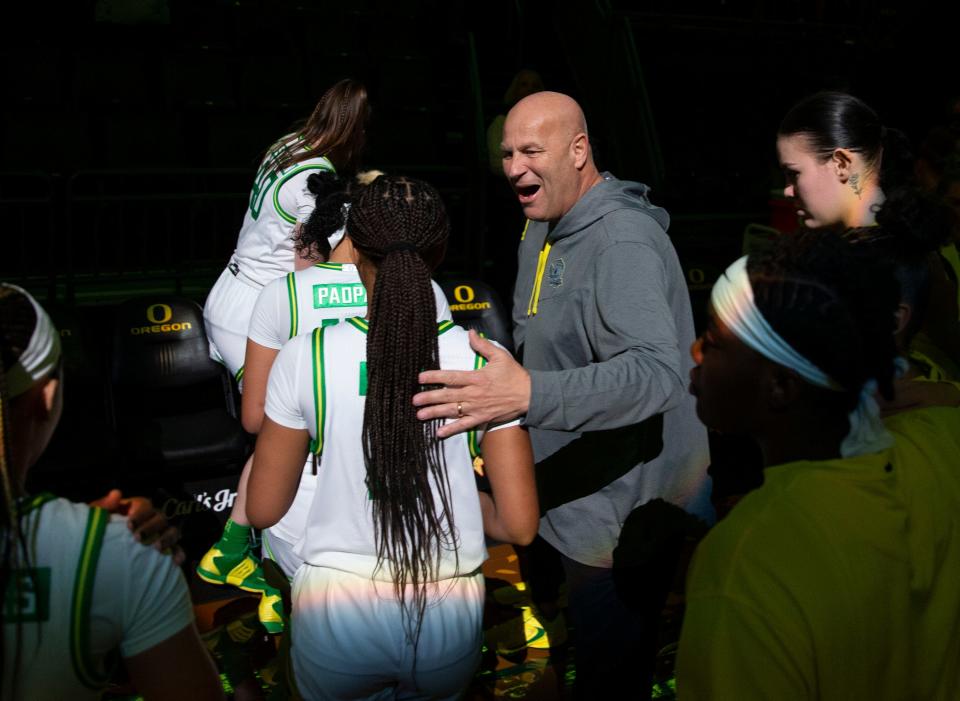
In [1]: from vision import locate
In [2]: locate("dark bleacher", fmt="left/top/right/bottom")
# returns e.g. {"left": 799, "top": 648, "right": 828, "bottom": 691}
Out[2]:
{"left": 2, "top": 2, "right": 489, "bottom": 303}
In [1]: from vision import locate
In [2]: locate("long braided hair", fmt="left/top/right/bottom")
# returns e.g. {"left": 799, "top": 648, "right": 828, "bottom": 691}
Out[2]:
{"left": 747, "top": 232, "right": 900, "bottom": 410}
{"left": 0, "top": 286, "right": 42, "bottom": 695}
{"left": 345, "top": 176, "right": 452, "bottom": 644}
{"left": 266, "top": 79, "right": 369, "bottom": 175}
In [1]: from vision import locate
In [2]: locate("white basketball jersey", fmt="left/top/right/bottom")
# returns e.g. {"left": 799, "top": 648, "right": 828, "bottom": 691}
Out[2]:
{"left": 2, "top": 496, "right": 192, "bottom": 700}
{"left": 249, "top": 266, "right": 452, "bottom": 546}
{"left": 248, "top": 262, "right": 452, "bottom": 351}
{"left": 265, "top": 320, "right": 490, "bottom": 581}
{"left": 231, "top": 142, "right": 335, "bottom": 288}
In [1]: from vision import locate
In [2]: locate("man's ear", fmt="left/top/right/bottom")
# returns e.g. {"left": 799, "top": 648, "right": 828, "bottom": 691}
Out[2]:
{"left": 572, "top": 132, "right": 589, "bottom": 170}
{"left": 831, "top": 148, "right": 855, "bottom": 181}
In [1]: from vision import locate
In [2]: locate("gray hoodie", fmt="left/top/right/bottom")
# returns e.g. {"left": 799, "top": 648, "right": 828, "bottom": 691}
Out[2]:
{"left": 512, "top": 174, "right": 712, "bottom": 568}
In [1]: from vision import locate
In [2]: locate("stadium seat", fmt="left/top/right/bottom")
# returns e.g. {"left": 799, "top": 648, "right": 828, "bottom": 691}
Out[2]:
{"left": 439, "top": 279, "right": 513, "bottom": 355}
{"left": 108, "top": 296, "right": 249, "bottom": 473}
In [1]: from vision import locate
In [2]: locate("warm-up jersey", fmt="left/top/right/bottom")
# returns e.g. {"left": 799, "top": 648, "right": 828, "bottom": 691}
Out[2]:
{"left": 247, "top": 264, "right": 452, "bottom": 547}
{"left": 265, "top": 320, "right": 506, "bottom": 581}
{"left": 2, "top": 496, "right": 193, "bottom": 700}
{"left": 230, "top": 143, "right": 334, "bottom": 288}
{"left": 247, "top": 262, "right": 452, "bottom": 350}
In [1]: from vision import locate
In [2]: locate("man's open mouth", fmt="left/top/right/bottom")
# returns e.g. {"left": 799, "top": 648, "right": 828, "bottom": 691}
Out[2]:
{"left": 516, "top": 184, "right": 540, "bottom": 202}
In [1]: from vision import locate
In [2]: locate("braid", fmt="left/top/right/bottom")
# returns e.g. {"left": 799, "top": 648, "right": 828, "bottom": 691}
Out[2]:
{"left": 346, "top": 176, "right": 452, "bottom": 646}
{"left": 747, "top": 232, "right": 900, "bottom": 406}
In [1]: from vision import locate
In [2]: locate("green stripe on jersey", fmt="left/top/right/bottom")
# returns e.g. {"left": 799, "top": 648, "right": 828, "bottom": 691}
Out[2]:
{"left": 314, "top": 262, "right": 344, "bottom": 270}
{"left": 17, "top": 492, "right": 56, "bottom": 516}
{"left": 286, "top": 272, "right": 299, "bottom": 339}
{"left": 309, "top": 327, "right": 326, "bottom": 456}
{"left": 272, "top": 161, "right": 334, "bottom": 224}
{"left": 71, "top": 507, "right": 110, "bottom": 690}
{"left": 347, "top": 317, "right": 369, "bottom": 334}
{"left": 348, "top": 318, "right": 454, "bottom": 336}
{"left": 358, "top": 361, "right": 368, "bottom": 396}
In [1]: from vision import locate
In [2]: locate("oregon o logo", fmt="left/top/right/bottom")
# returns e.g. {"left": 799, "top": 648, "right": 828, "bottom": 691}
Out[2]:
{"left": 453, "top": 286, "right": 475, "bottom": 304}
{"left": 687, "top": 268, "right": 705, "bottom": 285}
{"left": 146, "top": 304, "right": 173, "bottom": 324}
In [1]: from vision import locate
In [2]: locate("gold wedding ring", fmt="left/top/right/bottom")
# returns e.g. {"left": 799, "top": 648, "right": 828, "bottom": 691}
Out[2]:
{"left": 457, "top": 402, "right": 463, "bottom": 418}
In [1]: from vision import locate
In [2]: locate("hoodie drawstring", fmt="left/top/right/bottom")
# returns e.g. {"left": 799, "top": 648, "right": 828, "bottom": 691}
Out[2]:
{"left": 526, "top": 241, "right": 552, "bottom": 317}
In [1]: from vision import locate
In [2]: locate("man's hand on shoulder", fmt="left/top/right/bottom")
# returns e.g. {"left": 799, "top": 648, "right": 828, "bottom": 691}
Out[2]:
{"left": 413, "top": 330, "right": 531, "bottom": 438}
{"left": 90, "top": 489, "right": 184, "bottom": 564}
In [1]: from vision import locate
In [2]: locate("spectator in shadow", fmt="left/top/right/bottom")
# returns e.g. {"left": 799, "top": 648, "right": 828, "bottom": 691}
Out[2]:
{"left": 0, "top": 284, "right": 223, "bottom": 701}
{"left": 676, "top": 233, "right": 960, "bottom": 699}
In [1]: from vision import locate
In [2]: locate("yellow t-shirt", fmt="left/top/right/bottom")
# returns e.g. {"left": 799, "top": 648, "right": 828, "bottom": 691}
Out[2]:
{"left": 677, "top": 408, "right": 960, "bottom": 700}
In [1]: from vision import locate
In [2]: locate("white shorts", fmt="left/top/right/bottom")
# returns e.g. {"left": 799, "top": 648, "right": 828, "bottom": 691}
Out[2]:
{"left": 203, "top": 266, "right": 261, "bottom": 379}
{"left": 291, "top": 567, "right": 484, "bottom": 700}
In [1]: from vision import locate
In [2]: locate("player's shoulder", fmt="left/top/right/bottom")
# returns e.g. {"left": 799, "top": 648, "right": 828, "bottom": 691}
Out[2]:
{"left": 438, "top": 323, "right": 490, "bottom": 371}
{"left": 279, "top": 154, "right": 334, "bottom": 178}
{"left": 259, "top": 273, "right": 292, "bottom": 298}
{"left": 303, "top": 262, "right": 360, "bottom": 283}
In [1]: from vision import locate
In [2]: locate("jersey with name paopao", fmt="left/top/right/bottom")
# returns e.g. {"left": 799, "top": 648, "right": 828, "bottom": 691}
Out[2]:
{"left": 247, "top": 262, "right": 452, "bottom": 350}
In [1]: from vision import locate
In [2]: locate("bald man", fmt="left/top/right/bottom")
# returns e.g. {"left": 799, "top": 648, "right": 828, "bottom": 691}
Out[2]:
{"left": 414, "top": 92, "right": 711, "bottom": 694}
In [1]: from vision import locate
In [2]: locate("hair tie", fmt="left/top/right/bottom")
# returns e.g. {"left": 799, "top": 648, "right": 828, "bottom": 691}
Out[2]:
{"left": 383, "top": 241, "right": 418, "bottom": 254}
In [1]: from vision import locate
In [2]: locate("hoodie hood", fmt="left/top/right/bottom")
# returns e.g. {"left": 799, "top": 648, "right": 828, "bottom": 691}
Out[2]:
{"left": 546, "top": 172, "right": 670, "bottom": 243}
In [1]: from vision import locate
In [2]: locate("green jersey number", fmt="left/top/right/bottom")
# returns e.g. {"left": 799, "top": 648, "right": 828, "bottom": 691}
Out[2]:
{"left": 3, "top": 567, "right": 51, "bottom": 622}
{"left": 248, "top": 159, "right": 281, "bottom": 221}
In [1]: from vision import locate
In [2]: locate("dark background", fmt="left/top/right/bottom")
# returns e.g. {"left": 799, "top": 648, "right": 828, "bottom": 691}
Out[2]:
{"left": 3, "top": 0, "right": 957, "bottom": 501}
{"left": 3, "top": 0, "right": 957, "bottom": 302}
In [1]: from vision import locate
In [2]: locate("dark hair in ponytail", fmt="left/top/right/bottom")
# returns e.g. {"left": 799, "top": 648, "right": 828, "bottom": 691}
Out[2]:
{"left": 343, "top": 176, "right": 451, "bottom": 646}
{"left": 747, "top": 232, "right": 900, "bottom": 410}
{"left": 294, "top": 171, "right": 351, "bottom": 261}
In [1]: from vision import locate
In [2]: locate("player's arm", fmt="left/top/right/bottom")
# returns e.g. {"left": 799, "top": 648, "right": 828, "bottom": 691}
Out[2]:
{"left": 245, "top": 339, "right": 311, "bottom": 528}
{"left": 240, "top": 338, "right": 280, "bottom": 434}
{"left": 244, "top": 280, "right": 287, "bottom": 433}
{"left": 478, "top": 425, "right": 538, "bottom": 545}
{"left": 247, "top": 418, "right": 310, "bottom": 528}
